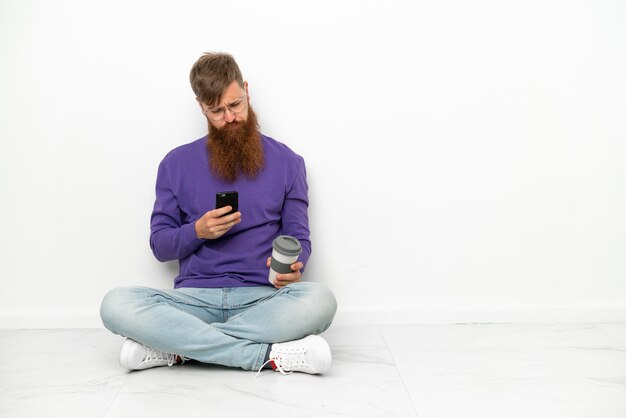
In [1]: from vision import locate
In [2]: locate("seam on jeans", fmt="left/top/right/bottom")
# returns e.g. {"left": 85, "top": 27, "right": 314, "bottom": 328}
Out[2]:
{"left": 221, "top": 288, "right": 228, "bottom": 322}
{"left": 225, "top": 285, "right": 293, "bottom": 324}
{"left": 254, "top": 343, "right": 269, "bottom": 370}
{"left": 226, "top": 290, "right": 276, "bottom": 310}
{"left": 215, "top": 286, "right": 277, "bottom": 310}
{"left": 149, "top": 290, "right": 221, "bottom": 310}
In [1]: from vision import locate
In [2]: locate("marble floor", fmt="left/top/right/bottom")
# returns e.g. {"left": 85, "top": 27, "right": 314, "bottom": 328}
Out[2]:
{"left": 1, "top": 323, "right": 625, "bottom": 418}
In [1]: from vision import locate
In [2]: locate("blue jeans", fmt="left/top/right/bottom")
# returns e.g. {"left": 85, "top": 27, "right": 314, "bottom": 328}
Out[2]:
{"left": 100, "top": 282, "right": 337, "bottom": 371}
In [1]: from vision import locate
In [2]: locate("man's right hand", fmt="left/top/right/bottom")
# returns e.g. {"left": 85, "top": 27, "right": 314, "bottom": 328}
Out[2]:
{"left": 194, "top": 206, "right": 242, "bottom": 240}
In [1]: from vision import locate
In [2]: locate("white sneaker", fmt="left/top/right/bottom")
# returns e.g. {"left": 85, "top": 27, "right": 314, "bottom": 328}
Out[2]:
{"left": 258, "top": 335, "right": 332, "bottom": 376}
{"left": 119, "top": 338, "right": 182, "bottom": 371}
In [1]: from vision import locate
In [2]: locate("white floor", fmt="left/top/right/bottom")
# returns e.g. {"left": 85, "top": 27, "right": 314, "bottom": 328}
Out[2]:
{"left": 1, "top": 323, "right": 625, "bottom": 418}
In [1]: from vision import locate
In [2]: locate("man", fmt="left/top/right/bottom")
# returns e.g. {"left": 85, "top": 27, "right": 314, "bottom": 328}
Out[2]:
{"left": 100, "top": 52, "right": 337, "bottom": 375}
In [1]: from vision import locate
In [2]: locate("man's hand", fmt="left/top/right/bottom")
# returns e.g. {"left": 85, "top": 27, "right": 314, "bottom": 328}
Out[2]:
{"left": 195, "top": 206, "right": 241, "bottom": 239}
{"left": 266, "top": 257, "right": 303, "bottom": 289}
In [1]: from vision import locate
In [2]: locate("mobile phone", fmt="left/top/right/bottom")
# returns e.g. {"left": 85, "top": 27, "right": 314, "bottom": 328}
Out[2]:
{"left": 215, "top": 191, "right": 238, "bottom": 216}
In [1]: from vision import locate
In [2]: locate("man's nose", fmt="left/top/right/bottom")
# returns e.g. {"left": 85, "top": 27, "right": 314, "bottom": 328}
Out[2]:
{"left": 223, "top": 108, "right": 236, "bottom": 123}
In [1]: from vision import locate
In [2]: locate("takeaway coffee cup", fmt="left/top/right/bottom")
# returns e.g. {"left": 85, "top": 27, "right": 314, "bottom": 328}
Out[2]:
{"left": 268, "top": 235, "right": 302, "bottom": 285}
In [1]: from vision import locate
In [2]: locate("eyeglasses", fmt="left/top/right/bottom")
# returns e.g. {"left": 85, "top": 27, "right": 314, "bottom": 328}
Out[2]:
{"left": 203, "top": 93, "right": 247, "bottom": 121}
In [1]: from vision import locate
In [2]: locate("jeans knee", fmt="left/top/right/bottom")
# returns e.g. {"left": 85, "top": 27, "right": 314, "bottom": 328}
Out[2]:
{"left": 315, "top": 283, "right": 337, "bottom": 325}
{"left": 294, "top": 282, "right": 337, "bottom": 332}
{"left": 99, "top": 286, "right": 136, "bottom": 332}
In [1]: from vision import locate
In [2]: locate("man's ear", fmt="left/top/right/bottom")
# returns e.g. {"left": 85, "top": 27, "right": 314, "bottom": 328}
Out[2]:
{"left": 244, "top": 81, "right": 250, "bottom": 102}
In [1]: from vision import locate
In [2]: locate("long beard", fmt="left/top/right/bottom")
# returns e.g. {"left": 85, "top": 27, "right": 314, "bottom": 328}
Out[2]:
{"left": 207, "top": 105, "right": 264, "bottom": 183}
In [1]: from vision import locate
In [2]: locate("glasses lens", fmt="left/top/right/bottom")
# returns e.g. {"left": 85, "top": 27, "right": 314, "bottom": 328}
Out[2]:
{"left": 205, "top": 96, "right": 246, "bottom": 121}
{"left": 207, "top": 110, "right": 224, "bottom": 121}
{"left": 229, "top": 100, "right": 245, "bottom": 114}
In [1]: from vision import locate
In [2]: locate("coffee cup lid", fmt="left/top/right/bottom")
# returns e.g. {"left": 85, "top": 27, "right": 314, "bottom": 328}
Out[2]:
{"left": 273, "top": 235, "right": 302, "bottom": 256}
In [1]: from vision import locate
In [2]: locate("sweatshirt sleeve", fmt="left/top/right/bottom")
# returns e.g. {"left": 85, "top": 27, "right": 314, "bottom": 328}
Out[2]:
{"left": 281, "top": 155, "right": 312, "bottom": 271}
{"left": 149, "top": 158, "right": 206, "bottom": 262}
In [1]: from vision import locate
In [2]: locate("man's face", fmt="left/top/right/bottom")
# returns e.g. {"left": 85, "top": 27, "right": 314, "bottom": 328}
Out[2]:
{"left": 199, "top": 80, "right": 249, "bottom": 130}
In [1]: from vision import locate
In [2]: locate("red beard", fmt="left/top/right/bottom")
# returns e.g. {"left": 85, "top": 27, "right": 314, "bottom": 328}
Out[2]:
{"left": 207, "top": 105, "right": 264, "bottom": 183}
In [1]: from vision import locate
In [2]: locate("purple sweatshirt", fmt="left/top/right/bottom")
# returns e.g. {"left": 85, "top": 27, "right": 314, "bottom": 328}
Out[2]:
{"left": 149, "top": 134, "right": 311, "bottom": 288}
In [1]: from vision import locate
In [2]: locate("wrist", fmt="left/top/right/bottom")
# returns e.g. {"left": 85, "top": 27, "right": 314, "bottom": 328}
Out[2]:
{"left": 194, "top": 219, "right": 203, "bottom": 239}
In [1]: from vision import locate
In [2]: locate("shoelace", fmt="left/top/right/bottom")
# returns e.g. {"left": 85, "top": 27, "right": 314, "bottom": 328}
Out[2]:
{"left": 144, "top": 347, "right": 179, "bottom": 367}
{"left": 255, "top": 347, "right": 312, "bottom": 377}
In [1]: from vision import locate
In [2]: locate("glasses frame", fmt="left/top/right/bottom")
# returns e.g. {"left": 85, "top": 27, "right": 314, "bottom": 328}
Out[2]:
{"left": 203, "top": 93, "right": 248, "bottom": 121}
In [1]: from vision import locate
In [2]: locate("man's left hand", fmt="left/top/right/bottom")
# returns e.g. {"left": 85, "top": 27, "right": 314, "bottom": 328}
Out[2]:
{"left": 266, "top": 257, "right": 303, "bottom": 289}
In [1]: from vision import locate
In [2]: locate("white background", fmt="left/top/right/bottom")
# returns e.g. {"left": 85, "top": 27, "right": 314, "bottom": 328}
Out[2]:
{"left": 1, "top": 0, "right": 625, "bottom": 327}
